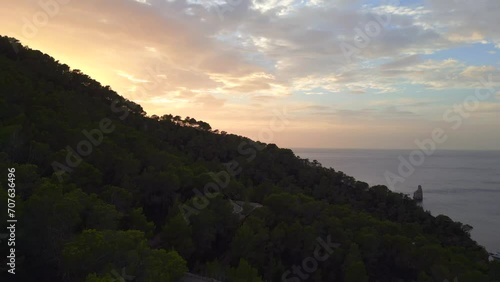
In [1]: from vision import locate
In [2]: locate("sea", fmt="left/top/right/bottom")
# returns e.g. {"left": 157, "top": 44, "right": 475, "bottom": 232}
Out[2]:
{"left": 292, "top": 148, "right": 500, "bottom": 253}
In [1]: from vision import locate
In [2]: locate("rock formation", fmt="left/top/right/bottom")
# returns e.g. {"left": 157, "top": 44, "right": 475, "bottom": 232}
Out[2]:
{"left": 413, "top": 185, "right": 423, "bottom": 201}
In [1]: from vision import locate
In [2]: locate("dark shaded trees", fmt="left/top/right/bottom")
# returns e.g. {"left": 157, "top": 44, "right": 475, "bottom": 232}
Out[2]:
{"left": 0, "top": 36, "right": 497, "bottom": 282}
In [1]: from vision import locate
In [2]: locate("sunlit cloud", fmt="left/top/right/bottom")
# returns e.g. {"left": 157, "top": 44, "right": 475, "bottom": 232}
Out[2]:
{"left": 1, "top": 0, "right": 499, "bottom": 149}
{"left": 116, "top": 71, "right": 150, "bottom": 84}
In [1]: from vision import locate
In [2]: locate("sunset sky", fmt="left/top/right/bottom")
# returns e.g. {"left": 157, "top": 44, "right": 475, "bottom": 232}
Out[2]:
{"left": 1, "top": 0, "right": 500, "bottom": 149}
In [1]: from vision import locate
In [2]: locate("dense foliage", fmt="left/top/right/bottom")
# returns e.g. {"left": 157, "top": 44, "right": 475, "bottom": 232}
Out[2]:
{"left": 0, "top": 36, "right": 499, "bottom": 281}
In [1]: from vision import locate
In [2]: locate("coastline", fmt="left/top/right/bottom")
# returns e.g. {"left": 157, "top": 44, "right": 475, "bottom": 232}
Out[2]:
{"left": 292, "top": 148, "right": 500, "bottom": 253}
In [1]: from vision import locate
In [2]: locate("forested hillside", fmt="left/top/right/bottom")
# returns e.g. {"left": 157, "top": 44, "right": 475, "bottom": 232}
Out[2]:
{"left": 0, "top": 36, "right": 499, "bottom": 282}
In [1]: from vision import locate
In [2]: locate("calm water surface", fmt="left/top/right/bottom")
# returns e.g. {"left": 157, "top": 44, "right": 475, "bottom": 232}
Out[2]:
{"left": 293, "top": 148, "right": 500, "bottom": 252}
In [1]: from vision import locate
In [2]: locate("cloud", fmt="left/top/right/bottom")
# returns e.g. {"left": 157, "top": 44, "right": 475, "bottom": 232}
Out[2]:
{"left": 460, "top": 66, "right": 497, "bottom": 79}
{"left": 475, "top": 102, "right": 500, "bottom": 113}
{"left": 193, "top": 94, "right": 226, "bottom": 109}
{"left": 380, "top": 55, "right": 423, "bottom": 70}
{"left": 1, "top": 0, "right": 500, "bottom": 149}
{"left": 376, "top": 59, "right": 500, "bottom": 90}
{"left": 324, "top": 106, "right": 420, "bottom": 121}
{"left": 116, "top": 71, "right": 150, "bottom": 83}
{"left": 4, "top": 0, "right": 498, "bottom": 97}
